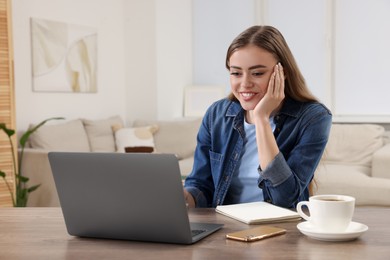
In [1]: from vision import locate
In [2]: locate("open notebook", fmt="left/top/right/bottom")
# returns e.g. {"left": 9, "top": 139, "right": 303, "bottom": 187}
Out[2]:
{"left": 216, "top": 201, "right": 301, "bottom": 224}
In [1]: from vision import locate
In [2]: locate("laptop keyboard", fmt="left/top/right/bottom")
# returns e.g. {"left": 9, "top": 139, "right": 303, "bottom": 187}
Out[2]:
{"left": 191, "top": 229, "right": 206, "bottom": 237}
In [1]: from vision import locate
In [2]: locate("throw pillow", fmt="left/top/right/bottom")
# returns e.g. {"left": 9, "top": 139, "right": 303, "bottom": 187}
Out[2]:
{"left": 115, "top": 125, "right": 158, "bottom": 153}
{"left": 82, "top": 115, "right": 124, "bottom": 152}
{"left": 29, "top": 119, "right": 90, "bottom": 152}
{"left": 323, "top": 124, "right": 385, "bottom": 167}
{"left": 133, "top": 118, "right": 202, "bottom": 159}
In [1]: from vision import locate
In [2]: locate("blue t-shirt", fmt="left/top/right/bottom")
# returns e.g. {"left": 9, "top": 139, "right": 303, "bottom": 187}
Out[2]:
{"left": 224, "top": 117, "right": 275, "bottom": 205}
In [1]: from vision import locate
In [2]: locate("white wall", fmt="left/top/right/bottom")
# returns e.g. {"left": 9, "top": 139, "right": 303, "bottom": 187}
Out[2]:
{"left": 12, "top": 0, "right": 390, "bottom": 135}
{"left": 333, "top": 0, "right": 390, "bottom": 121}
{"left": 193, "top": 0, "right": 256, "bottom": 90}
{"left": 124, "top": 0, "right": 157, "bottom": 123}
{"left": 13, "top": 0, "right": 192, "bottom": 133}
{"left": 124, "top": 0, "right": 193, "bottom": 122}
{"left": 13, "top": 0, "right": 127, "bottom": 132}
{"left": 155, "top": 0, "right": 192, "bottom": 119}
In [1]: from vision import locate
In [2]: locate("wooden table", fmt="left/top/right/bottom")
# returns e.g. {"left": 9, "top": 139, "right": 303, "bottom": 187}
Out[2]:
{"left": 0, "top": 207, "right": 389, "bottom": 259}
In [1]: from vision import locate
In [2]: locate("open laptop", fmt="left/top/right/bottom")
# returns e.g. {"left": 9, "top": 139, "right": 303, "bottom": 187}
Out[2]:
{"left": 48, "top": 152, "right": 223, "bottom": 244}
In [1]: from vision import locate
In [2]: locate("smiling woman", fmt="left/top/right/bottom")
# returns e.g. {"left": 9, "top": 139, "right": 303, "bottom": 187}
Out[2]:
{"left": 183, "top": 25, "right": 332, "bottom": 209}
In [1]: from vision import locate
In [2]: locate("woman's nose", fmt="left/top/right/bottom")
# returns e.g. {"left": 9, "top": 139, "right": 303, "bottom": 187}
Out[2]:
{"left": 241, "top": 74, "right": 253, "bottom": 88}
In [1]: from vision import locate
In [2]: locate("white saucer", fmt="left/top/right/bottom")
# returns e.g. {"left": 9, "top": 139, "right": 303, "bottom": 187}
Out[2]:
{"left": 297, "top": 221, "right": 368, "bottom": 242}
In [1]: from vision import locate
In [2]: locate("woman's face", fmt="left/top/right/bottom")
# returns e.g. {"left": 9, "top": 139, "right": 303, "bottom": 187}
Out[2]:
{"left": 229, "top": 45, "right": 278, "bottom": 111}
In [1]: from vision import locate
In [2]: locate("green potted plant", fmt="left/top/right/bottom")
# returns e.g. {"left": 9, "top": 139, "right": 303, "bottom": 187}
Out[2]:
{"left": 0, "top": 117, "right": 64, "bottom": 207}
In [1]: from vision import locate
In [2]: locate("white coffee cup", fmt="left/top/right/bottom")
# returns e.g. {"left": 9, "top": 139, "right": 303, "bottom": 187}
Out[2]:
{"left": 296, "top": 194, "right": 355, "bottom": 232}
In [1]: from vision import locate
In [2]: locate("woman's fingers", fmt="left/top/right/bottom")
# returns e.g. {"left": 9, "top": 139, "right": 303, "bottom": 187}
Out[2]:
{"left": 274, "top": 64, "right": 281, "bottom": 96}
{"left": 277, "top": 63, "right": 285, "bottom": 99}
{"left": 269, "top": 63, "right": 282, "bottom": 96}
{"left": 268, "top": 70, "right": 276, "bottom": 95}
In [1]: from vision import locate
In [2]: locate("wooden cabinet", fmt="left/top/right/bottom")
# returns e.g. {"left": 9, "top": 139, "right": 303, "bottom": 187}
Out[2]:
{"left": 0, "top": 0, "right": 16, "bottom": 207}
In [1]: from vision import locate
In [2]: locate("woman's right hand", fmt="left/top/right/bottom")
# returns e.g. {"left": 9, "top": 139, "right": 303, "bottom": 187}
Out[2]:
{"left": 184, "top": 189, "right": 195, "bottom": 208}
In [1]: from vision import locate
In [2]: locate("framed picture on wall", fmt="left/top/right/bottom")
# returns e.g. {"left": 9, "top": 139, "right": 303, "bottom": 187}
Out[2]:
{"left": 30, "top": 17, "right": 97, "bottom": 93}
{"left": 184, "top": 86, "right": 226, "bottom": 117}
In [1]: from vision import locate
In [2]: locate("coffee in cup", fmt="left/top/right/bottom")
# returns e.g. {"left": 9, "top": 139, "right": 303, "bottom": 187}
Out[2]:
{"left": 296, "top": 195, "right": 355, "bottom": 232}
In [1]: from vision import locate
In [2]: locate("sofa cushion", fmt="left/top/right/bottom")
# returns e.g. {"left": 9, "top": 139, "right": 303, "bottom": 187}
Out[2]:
{"left": 315, "top": 164, "right": 390, "bottom": 206}
{"left": 82, "top": 115, "right": 123, "bottom": 152}
{"left": 29, "top": 119, "right": 90, "bottom": 152}
{"left": 315, "top": 163, "right": 371, "bottom": 177}
{"left": 178, "top": 157, "right": 194, "bottom": 176}
{"left": 322, "top": 124, "right": 385, "bottom": 167}
{"left": 114, "top": 125, "right": 158, "bottom": 153}
{"left": 133, "top": 118, "right": 202, "bottom": 159}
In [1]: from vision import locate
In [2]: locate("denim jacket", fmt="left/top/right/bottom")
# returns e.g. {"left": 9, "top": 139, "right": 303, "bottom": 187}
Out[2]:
{"left": 184, "top": 97, "right": 332, "bottom": 209}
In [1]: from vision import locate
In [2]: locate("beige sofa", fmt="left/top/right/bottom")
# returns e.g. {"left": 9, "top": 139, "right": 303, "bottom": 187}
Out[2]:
{"left": 315, "top": 124, "right": 390, "bottom": 206}
{"left": 21, "top": 116, "right": 201, "bottom": 207}
{"left": 20, "top": 116, "right": 390, "bottom": 207}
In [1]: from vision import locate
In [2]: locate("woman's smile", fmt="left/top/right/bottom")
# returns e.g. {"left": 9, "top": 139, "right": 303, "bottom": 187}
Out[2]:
{"left": 240, "top": 92, "right": 258, "bottom": 101}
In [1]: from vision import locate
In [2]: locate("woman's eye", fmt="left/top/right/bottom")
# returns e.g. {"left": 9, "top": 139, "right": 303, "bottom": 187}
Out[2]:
{"left": 230, "top": 72, "right": 241, "bottom": 76}
{"left": 252, "top": 72, "right": 264, "bottom": 76}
